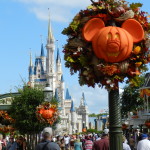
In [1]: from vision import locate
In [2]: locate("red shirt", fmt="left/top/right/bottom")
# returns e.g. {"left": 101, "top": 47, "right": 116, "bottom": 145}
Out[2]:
{"left": 84, "top": 140, "right": 93, "bottom": 150}
{"left": 93, "top": 138, "right": 109, "bottom": 150}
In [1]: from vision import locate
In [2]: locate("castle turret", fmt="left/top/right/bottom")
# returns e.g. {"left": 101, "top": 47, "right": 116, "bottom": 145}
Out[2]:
{"left": 56, "top": 47, "right": 62, "bottom": 81}
{"left": 65, "top": 88, "right": 72, "bottom": 100}
{"left": 46, "top": 13, "right": 56, "bottom": 92}
{"left": 77, "top": 92, "right": 89, "bottom": 129}
{"left": 40, "top": 43, "right": 46, "bottom": 71}
{"left": 70, "top": 100, "right": 77, "bottom": 134}
{"left": 28, "top": 52, "right": 34, "bottom": 87}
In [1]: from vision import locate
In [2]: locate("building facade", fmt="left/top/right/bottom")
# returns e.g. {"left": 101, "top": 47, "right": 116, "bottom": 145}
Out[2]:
{"left": 28, "top": 16, "right": 89, "bottom": 134}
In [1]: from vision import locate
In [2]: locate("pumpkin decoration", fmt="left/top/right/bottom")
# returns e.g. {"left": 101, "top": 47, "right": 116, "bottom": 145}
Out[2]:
{"left": 83, "top": 18, "right": 144, "bottom": 63}
{"left": 62, "top": 0, "right": 149, "bottom": 90}
{"left": 41, "top": 108, "right": 55, "bottom": 119}
{"left": 36, "top": 101, "right": 59, "bottom": 125}
{"left": 82, "top": 128, "right": 87, "bottom": 132}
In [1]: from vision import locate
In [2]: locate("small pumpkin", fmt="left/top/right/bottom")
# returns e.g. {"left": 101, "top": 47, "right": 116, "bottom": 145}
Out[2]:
{"left": 83, "top": 18, "right": 144, "bottom": 63}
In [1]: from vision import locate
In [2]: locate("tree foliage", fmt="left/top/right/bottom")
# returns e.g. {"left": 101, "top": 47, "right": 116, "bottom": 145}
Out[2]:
{"left": 9, "top": 86, "right": 48, "bottom": 134}
{"left": 121, "top": 75, "right": 145, "bottom": 117}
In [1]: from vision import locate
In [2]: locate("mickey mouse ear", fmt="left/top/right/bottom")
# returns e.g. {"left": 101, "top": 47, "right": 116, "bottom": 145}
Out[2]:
{"left": 82, "top": 18, "right": 105, "bottom": 41}
{"left": 122, "top": 19, "right": 144, "bottom": 43}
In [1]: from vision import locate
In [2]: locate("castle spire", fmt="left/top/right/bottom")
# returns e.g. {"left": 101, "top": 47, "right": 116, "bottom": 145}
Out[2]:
{"left": 65, "top": 88, "right": 72, "bottom": 100}
{"left": 82, "top": 92, "right": 87, "bottom": 106}
{"left": 70, "top": 100, "right": 75, "bottom": 112}
{"left": 29, "top": 52, "right": 34, "bottom": 76}
{"left": 29, "top": 52, "right": 33, "bottom": 67}
{"left": 40, "top": 43, "right": 45, "bottom": 57}
{"left": 56, "top": 49, "right": 61, "bottom": 63}
{"left": 47, "top": 9, "right": 54, "bottom": 43}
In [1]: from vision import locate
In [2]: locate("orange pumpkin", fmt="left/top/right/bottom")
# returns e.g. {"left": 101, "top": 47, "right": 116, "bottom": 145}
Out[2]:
{"left": 83, "top": 18, "right": 144, "bottom": 63}
{"left": 82, "top": 128, "right": 87, "bottom": 132}
{"left": 41, "top": 108, "right": 55, "bottom": 119}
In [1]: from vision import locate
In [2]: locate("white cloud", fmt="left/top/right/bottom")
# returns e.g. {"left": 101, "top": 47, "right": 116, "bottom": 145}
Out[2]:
{"left": 13, "top": 0, "right": 91, "bottom": 23}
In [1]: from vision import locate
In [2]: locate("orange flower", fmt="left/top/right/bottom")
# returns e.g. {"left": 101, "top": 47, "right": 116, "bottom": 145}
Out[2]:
{"left": 100, "top": 65, "right": 118, "bottom": 76}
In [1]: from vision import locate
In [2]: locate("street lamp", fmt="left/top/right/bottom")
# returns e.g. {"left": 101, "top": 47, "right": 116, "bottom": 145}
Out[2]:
{"left": 43, "top": 83, "right": 53, "bottom": 102}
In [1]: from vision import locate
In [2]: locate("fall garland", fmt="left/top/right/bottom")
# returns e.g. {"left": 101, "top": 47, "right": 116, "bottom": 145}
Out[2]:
{"left": 0, "top": 111, "right": 15, "bottom": 123}
{"left": 0, "top": 111, "right": 15, "bottom": 133}
{"left": 36, "top": 101, "right": 59, "bottom": 126}
{"left": 62, "top": 0, "right": 150, "bottom": 90}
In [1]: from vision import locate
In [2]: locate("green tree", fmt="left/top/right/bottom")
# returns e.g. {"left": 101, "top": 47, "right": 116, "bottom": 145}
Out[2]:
{"left": 9, "top": 86, "right": 48, "bottom": 134}
{"left": 121, "top": 76, "right": 145, "bottom": 117}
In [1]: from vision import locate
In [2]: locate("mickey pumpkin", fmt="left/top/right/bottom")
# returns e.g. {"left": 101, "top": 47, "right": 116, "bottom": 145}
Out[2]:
{"left": 82, "top": 18, "right": 144, "bottom": 63}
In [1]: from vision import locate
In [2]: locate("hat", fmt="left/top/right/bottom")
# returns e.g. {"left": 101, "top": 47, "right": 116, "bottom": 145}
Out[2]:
{"left": 42, "top": 127, "right": 53, "bottom": 135}
{"left": 141, "top": 134, "right": 148, "bottom": 139}
{"left": 104, "top": 128, "right": 109, "bottom": 134}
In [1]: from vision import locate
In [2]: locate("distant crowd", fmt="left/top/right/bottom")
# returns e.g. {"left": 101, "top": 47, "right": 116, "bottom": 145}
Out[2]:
{"left": 0, "top": 128, "right": 150, "bottom": 150}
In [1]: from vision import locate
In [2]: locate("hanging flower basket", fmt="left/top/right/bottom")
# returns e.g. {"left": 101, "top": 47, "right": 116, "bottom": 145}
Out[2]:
{"left": 62, "top": 0, "right": 150, "bottom": 90}
{"left": 36, "top": 101, "right": 59, "bottom": 125}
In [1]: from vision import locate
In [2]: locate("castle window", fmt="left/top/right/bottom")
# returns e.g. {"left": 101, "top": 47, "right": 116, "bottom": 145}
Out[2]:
{"left": 38, "top": 75, "right": 40, "bottom": 78}
{"left": 38, "top": 69, "right": 40, "bottom": 72}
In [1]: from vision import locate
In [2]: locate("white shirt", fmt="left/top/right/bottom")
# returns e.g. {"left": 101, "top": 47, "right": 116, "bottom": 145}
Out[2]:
{"left": 64, "top": 136, "right": 70, "bottom": 145}
{"left": 123, "top": 143, "right": 131, "bottom": 150}
{"left": 137, "top": 139, "right": 150, "bottom": 150}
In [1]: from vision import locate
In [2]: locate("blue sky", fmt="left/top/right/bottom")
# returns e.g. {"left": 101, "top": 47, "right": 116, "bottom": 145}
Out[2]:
{"left": 0, "top": 0, "right": 150, "bottom": 114}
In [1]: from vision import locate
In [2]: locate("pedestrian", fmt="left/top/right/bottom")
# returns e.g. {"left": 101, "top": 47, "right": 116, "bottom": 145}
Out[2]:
{"left": 35, "top": 127, "right": 60, "bottom": 150}
{"left": 74, "top": 139, "right": 82, "bottom": 150}
{"left": 6, "top": 137, "right": 14, "bottom": 150}
{"left": 60, "top": 138, "right": 65, "bottom": 150}
{"left": 84, "top": 136, "right": 93, "bottom": 150}
{"left": 64, "top": 135, "right": 70, "bottom": 150}
{"left": 137, "top": 133, "right": 150, "bottom": 150}
{"left": 122, "top": 135, "right": 131, "bottom": 150}
{"left": 92, "top": 133, "right": 109, "bottom": 150}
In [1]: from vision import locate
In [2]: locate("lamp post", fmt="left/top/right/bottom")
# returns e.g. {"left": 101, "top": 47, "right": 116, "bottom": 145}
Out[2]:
{"left": 43, "top": 83, "right": 53, "bottom": 102}
{"left": 109, "top": 88, "right": 123, "bottom": 150}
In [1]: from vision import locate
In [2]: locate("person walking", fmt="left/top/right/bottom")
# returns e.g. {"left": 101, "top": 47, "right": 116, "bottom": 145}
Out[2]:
{"left": 137, "top": 134, "right": 150, "bottom": 150}
{"left": 122, "top": 135, "right": 131, "bottom": 150}
{"left": 35, "top": 127, "right": 60, "bottom": 150}
{"left": 92, "top": 134, "right": 109, "bottom": 150}
{"left": 74, "top": 139, "right": 82, "bottom": 150}
{"left": 84, "top": 137, "right": 93, "bottom": 150}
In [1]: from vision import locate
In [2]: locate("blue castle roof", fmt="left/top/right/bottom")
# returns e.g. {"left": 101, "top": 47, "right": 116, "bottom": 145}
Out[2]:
{"left": 34, "top": 58, "right": 45, "bottom": 75}
{"left": 29, "top": 66, "right": 34, "bottom": 75}
{"left": 40, "top": 43, "right": 45, "bottom": 57}
{"left": 70, "top": 100, "right": 75, "bottom": 112}
{"left": 55, "top": 88, "right": 60, "bottom": 102}
{"left": 65, "top": 88, "right": 72, "bottom": 100}
{"left": 56, "top": 47, "right": 61, "bottom": 63}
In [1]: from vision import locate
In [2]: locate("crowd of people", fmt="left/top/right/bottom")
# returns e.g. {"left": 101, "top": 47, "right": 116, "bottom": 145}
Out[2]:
{"left": 0, "top": 135, "right": 26, "bottom": 150}
{"left": 0, "top": 128, "right": 150, "bottom": 150}
{"left": 35, "top": 127, "right": 150, "bottom": 150}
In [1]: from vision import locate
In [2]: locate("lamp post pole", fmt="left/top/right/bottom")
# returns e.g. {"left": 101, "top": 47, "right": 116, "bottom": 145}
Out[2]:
{"left": 109, "top": 87, "right": 123, "bottom": 150}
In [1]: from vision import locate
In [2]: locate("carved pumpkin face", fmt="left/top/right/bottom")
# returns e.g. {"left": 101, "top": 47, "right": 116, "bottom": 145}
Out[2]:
{"left": 92, "top": 26, "right": 133, "bottom": 62}
{"left": 83, "top": 18, "right": 144, "bottom": 63}
{"left": 42, "top": 108, "right": 55, "bottom": 119}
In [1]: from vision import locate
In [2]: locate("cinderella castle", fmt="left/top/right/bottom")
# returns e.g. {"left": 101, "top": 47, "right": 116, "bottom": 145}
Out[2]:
{"left": 28, "top": 16, "right": 89, "bottom": 134}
